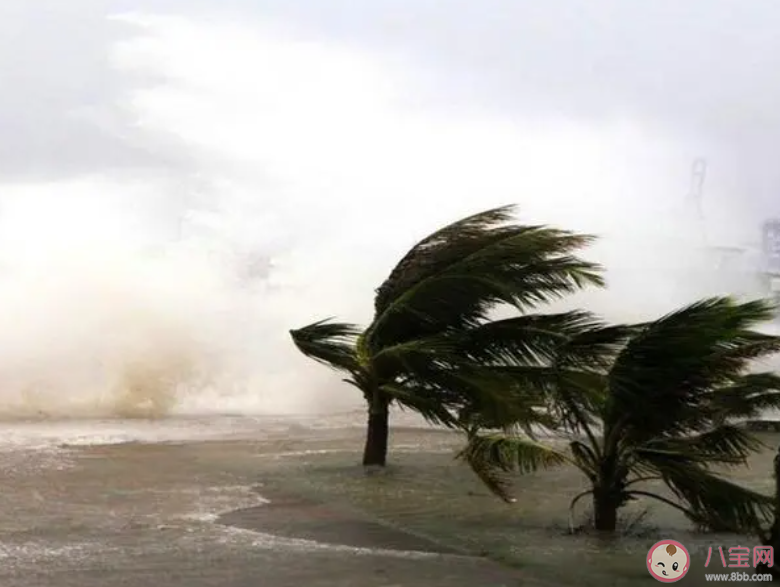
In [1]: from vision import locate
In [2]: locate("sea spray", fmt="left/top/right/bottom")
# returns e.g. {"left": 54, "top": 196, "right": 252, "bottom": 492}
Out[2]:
{"left": 0, "top": 11, "right": 765, "bottom": 419}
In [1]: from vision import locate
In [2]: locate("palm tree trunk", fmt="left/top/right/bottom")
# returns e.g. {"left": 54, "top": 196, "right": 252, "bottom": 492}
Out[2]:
{"left": 362, "top": 394, "right": 389, "bottom": 466}
{"left": 593, "top": 491, "right": 618, "bottom": 532}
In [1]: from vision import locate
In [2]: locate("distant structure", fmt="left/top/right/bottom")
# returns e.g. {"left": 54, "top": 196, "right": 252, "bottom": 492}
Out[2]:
{"left": 761, "top": 219, "right": 780, "bottom": 307}
{"left": 687, "top": 157, "right": 727, "bottom": 265}
{"left": 685, "top": 159, "right": 757, "bottom": 294}
{"left": 762, "top": 220, "right": 780, "bottom": 271}
{"left": 687, "top": 158, "right": 708, "bottom": 245}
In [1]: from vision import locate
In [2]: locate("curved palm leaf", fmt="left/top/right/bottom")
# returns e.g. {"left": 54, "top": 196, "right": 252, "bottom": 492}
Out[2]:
{"left": 289, "top": 319, "right": 362, "bottom": 373}
{"left": 393, "top": 361, "right": 535, "bottom": 424}
{"left": 604, "top": 297, "right": 780, "bottom": 445}
{"left": 710, "top": 373, "right": 780, "bottom": 420}
{"left": 455, "top": 310, "right": 607, "bottom": 366}
{"left": 457, "top": 432, "right": 569, "bottom": 502}
{"left": 637, "top": 424, "right": 763, "bottom": 467}
{"left": 545, "top": 322, "right": 636, "bottom": 434}
{"left": 291, "top": 207, "right": 609, "bottom": 467}
{"left": 641, "top": 461, "right": 773, "bottom": 533}
{"left": 374, "top": 205, "right": 516, "bottom": 316}
{"left": 461, "top": 296, "right": 780, "bottom": 534}
{"left": 466, "top": 318, "right": 635, "bottom": 434}
{"left": 378, "top": 382, "right": 458, "bottom": 427}
{"left": 368, "top": 205, "right": 604, "bottom": 350}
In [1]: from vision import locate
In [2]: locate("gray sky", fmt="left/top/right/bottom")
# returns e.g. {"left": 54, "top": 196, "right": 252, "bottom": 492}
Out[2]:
{"left": 4, "top": 0, "right": 780, "bottom": 204}
{"left": 2, "top": 0, "right": 780, "bottom": 414}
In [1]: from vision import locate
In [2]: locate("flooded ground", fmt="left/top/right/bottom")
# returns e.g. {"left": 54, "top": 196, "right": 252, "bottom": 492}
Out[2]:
{"left": 0, "top": 411, "right": 775, "bottom": 586}
{"left": 0, "top": 412, "right": 525, "bottom": 586}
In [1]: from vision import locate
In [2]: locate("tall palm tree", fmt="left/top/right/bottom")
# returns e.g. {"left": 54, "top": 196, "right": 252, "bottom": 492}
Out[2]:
{"left": 460, "top": 297, "right": 780, "bottom": 533}
{"left": 290, "top": 205, "right": 604, "bottom": 466}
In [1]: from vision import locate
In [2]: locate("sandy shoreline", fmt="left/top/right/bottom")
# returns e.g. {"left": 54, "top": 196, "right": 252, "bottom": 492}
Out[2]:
{"left": 0, "top": 418, "right": 528, "bottom": 587}
{"left": 1, "top": 415, "right": 772, "bottom": 586}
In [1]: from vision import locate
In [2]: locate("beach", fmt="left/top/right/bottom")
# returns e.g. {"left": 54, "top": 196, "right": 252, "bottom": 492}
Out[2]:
{"left": 0, "top": 413, "right": 774, "bottom": 587}
{"left": 0, "top": 414, "right": 528, "bottom": 587}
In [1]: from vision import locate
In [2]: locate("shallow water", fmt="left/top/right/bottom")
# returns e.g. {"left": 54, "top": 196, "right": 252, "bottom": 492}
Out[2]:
{"left": 0, "top": 411, "right": 529, "bottom": 587}
{"left": 0, "top": 412, "right": 774, "bottom": 586}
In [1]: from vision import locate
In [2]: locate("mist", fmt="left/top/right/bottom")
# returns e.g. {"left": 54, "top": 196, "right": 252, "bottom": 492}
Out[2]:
{"left": 0, "top": 7, "right": 772, "bottom": 419}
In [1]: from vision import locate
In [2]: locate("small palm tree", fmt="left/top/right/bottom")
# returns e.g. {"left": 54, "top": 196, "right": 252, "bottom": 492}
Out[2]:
{"left": 290, "top": 205, "right": 604, "bottom": 466}
{"left": 460, "top": 297, "right": 780, "bottom": 533}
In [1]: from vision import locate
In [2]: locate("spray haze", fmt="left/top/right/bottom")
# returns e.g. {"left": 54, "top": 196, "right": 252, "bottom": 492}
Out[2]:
{"left": 0, "top": 8, "right": 769, "bottom": 419}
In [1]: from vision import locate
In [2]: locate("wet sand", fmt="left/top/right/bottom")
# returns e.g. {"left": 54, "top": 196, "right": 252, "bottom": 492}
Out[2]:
{"left": 0, "top": 415, "right": 526, "bottom": 587}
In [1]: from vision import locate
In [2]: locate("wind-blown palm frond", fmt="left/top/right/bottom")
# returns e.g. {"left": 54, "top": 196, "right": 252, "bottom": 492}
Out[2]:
{"left": 545, "top": 322, "right": 636, "bottom": 433}
{"left": 457, "top": 432, "right": 568, "bottom": 502}
{"left": 459, "top": 317, "right": 635, "bottom": 434}
{"left": 374, "top": 205, "right": 517, "bottom": 315}
{"left": 456, "top": 310, "right": 606, "bottom": 366}
{"left": 552, "top": 321, "right": 639, "bottom": 371}
{"left": 455, "top": 382, "right": 557, "bottom": 438}
{"left": 638, "top": 424, "right": 763, "bottom": 467}
{"left": 569, "top": 439, "right": 600, "bottom": 481}
{"left": 377, "top": 383, "right": 456, "bottom": 428}
{"left": 370, "top": 312, "right": 618, "bottom": 439}
{"left": 461, "top": 296, "right": 780, "bottom": 534}
{"left": 393, "top": 361, "right": 537, "bottom": 425}
{"left": 289, "top": 319, "right": 362, "bottom": 373}
{"left": 290, "top": 207, "right": 608, "bottom": 467}
{"left": 635, "top": 460, "right": 774, "bottom": 533}
{"left": 604, "top": 297, "right": 780, "bottom": 444}
{"left": 710, "top": 373, "right": 780, "bottom": 420}
{"left": 368, "top": 205, "right": 604, "bottom": 350}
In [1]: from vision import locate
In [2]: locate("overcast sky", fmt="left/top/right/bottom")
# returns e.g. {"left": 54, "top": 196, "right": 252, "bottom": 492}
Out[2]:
{"left": 3, "top": 1, "right": 780, "bottom": 413}
{"left": 3, "top": 1, "right": 780, "bottom": 208}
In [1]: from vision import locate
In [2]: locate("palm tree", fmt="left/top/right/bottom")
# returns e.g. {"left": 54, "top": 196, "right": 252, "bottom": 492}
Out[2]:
{"left": 289, "top": 205, "right": 604, "bottom": 466}
{"left": 460, "top": 297, "right": 780, "bottom": 533}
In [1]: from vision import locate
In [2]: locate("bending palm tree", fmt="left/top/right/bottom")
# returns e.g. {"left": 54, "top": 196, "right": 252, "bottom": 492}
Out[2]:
{"left": 290, "top": 205, "right": 604, "bottom": 466}
{"left": 460, "top": 297, "right": 780, "bottom": 533}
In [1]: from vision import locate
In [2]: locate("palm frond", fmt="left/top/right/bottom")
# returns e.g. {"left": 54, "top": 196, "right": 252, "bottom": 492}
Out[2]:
{"left": 373, "top": 205, "right": 517, "bottom": 317}
{"left": 374, "top": 312, "right": 617, "bottom": 435}
{"left": 460, "top": 319, "right": 633, "bottom": 436}
{"left": 553, "top": 322, "right": 638, "bottom": 371}
{"left": 371, "top": 334, "right": 464, "bottom": 378}
{"left": 378, "top": 381, "right": 460, "bottom": 428}
{"left": 645, "top": 462, "right": 773, "bottom": 533}
{"left": 457, "top": 432, "right": 568, "bottom": 502}
{"left": 546, "top": 322, "right": 635, "bottom": 433}
{"left": 486, "top": 364, "right": 608, "bottom": 434}
{"left": 710, "top": 372, "right": 780, "bottom": 419}
{"left": 393, "top": 361, "right": 547, "bottom": 428}
{"left": 368, "top": 206, "right": 604, "bottom": 349}
{"left": 457, "top": 391, "right": 558, "bottom": 436}
{"left": 569, "top": 439, "right": 600, "bottom": 481}
{"left": 604, "top": 297, "right": 780, "bottom": 442}
{"left": 456, "top": 310, "right": 606, "bottom": 366}
{"left": 289, "top": 319, "right": 362, "bottom": 373}
{"left": 638, "top": 424, "right": 762, "bottom": 467}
